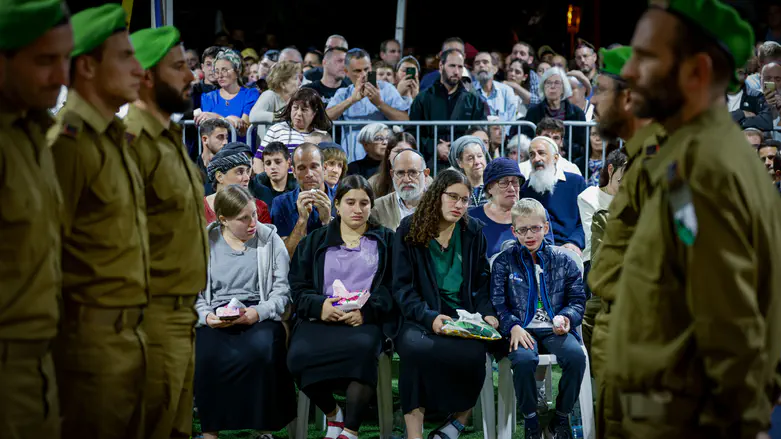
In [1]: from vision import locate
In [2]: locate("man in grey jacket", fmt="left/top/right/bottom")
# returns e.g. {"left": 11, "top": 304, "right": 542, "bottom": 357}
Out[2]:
{"left": 371, "top": 149, "right": 429, "bottom": 231}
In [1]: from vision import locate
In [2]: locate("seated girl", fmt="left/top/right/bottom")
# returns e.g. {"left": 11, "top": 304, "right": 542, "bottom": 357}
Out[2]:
{"left": 194, "top": 185, "right": 296, "bottom": 439}
{"left": 490, "top": 198, "right": 586, "bottom": 439}
{"left": 287, "top": 175, "right": 396, "bottom": 439}
{"left": 393, "top": 169, "right": 499, "bottom": 439}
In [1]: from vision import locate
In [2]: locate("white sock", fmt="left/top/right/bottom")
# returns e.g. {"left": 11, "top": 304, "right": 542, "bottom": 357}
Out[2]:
{"left": 340, "top": 430, "right": 358, "bottom": 439}
{"left": 434, "top": 422, "right": 462, "bottom": 439}
{"left": 325, "top": 406, "right": 344, "bottom": 438}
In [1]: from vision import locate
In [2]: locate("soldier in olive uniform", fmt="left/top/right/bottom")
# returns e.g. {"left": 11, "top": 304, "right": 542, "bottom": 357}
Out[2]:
{"left": 48, "top": 5, "right": 149, "bottom": 439}
{"left": 0, "top": 1, "right": 72, "bottom": 438}
{"left": 586, "top": 46, "right": 664, "bottom": 439}
{"left": 124, "top": 26, "right": 209, "bottom": 439}
{"left": 609, "top": 1, "right": 781, "bottom": 437}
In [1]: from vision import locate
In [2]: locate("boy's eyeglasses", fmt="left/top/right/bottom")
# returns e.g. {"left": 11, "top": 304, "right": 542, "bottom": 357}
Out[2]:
{"left": 514, "top": 225, "right": 544, "bottom": 235}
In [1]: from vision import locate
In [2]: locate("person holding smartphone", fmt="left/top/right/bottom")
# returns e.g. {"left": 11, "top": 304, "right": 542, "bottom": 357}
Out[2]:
{"left": 327, "top": 48, "right": 410, "bottom": 163}
{"left": 396, "top": 56, "right": 422, "bottom": 102}
{"left": 761, "top": 62, "right": 781, "bottom": 140}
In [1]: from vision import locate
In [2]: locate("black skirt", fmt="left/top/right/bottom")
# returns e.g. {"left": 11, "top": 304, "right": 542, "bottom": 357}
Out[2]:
{"left": 396, "top": 322, "right": 488, "bottom": 414}
{"left": 194, "top": 319, "right": 296, "bottom": 432}
{"left": 287, "top": 319, "right": 383, "bottom": 390}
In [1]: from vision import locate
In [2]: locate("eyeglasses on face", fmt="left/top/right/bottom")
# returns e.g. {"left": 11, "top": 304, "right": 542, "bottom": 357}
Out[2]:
{"left": 496, "top": 178, "right": 521, "bottom": 189}
{"left": 545, "top": 80, "right": 563, "bottom": 88}
{"left": 443, "top": 192, "right": 469, "bottom": 205}
{"left": 215, "top": 68, "right": 235, "bottom": 76}
{"left": 373, "top": 135, "right": 389, "bottom": 143}
{"left": 514, "top": 225, "right": 544, "bottom": 235}
{"left": 393, "top": 169, "right": 421, "bottom": 180}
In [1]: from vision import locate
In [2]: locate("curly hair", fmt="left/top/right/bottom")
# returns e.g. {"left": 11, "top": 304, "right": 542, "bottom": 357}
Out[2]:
{"left": 266, "top": 60, "right": 301, "bottom": 93}
{"left": 405, "top": 169, "right": 471, "bottom": 247}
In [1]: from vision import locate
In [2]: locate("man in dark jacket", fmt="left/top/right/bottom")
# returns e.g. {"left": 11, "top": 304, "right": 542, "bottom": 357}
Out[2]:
{"left": 409, "top": 48, "right": 487, "bottom": 174}
{"left": 729, "top": 81, "right": 774, "bottom": 131}
{"left": 491, "top": 198, "right": 586, "bottom": 439}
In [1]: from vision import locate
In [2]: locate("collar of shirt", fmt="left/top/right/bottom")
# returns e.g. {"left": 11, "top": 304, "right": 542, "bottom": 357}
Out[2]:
{"left": 396, "top": 192, "right": 415, "bottom": 218}
{"left": 126, "top": 104, "right": 169, "bottom": 140}
{"left": 66, "top": 89, "right": 114, "bottom": 134}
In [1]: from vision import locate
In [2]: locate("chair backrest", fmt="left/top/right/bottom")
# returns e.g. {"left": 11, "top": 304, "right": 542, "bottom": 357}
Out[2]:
{"left": 552, "top": 245, "right": 584, "bottom": 276}
{"left": 488, "top": 239, "right": 518, "bottom": 269}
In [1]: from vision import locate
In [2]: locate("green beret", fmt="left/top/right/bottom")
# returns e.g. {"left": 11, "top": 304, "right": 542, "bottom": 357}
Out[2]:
{"left": 130, "top": 26, "right": 181, "bottom": 70}
{"left": 71, "top": 3, "right": 127, "bottom": 57}
{"left": 599, "top": 46, "right": 632, "bottom": 78}
{"left": 0, "top": 0, "right": 68, "bottom": 51}
{"left": 651, "top": 0, "right": 754, "bottom": 91}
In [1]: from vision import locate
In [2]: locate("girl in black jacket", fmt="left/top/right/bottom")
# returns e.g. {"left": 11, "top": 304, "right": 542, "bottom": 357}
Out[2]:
{"left": 393, "top": 169, "right": 499, "bottom": 439}
{"left": 287, "top": 175, "right": 396, "bottom": 439}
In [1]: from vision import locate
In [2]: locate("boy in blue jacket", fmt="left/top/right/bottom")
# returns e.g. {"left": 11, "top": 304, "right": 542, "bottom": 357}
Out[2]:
{"left": 491, "top": 198, "right": 586, "bottom": 439}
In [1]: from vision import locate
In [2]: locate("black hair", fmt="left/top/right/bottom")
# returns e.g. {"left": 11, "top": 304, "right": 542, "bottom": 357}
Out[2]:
{"left": 374, "top": 132, "right": 420, "bottom": 198}
{"left": 345, "top": 48, "right": 371, "bottom": 66}
{"left": 381, "top": 39, "right": 401, "bottom": 53}
{"left": 200, "top": 118, "right": 231, "bottom": 137}
{"left": 440, "top": 48, "right": 465, "bottom": 65}
{"left": 774, "top": 151, "right": 781, "bottom": 173}
{"left": 669, "top": 12, "right": 733, "bottom": 91}
{"left": 335, "top": 174, "right": 377, "bottom": 210}
{"left": 441, "top": 37, "right": 464, "bottom": 52}
{"left": 599, "top": 149, "right": 628, "bottom": 188}
{"left": 762, "top": 139, "right": 781, "bottom": 150}
{"left": 305, "top": 50, "right": 323, "bottom": 63}
{"left": 202, "top": 46, "right": 221, "bottom": 63}
{"left": 465, "top": 126, "right": 488, "bottom": 137}
{"left": 275, "top": 87, "right": 332, "bottom": 132}
{"left": 536, "top": 118, "right": 565, "bottom": 136}
{"left": 262, "top": 141, "right": 291, "bottom": 160}
{"left": 507, "top": 57, "right": 534, "bottom": 90}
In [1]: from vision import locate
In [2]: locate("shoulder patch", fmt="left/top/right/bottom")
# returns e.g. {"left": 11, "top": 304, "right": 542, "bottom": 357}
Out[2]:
{"left": 57, "top": 110, "right": 84, "bottom": 139}
{"left": 125, "top": 132, "right": 137, "bottom": 144}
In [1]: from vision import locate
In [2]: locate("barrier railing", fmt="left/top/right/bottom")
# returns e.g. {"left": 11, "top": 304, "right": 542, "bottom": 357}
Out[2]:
{"left": 183, "top": 118, "right": 616, "bottom": 182}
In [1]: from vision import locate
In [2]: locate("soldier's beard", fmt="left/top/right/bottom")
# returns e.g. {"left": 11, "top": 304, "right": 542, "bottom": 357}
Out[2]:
{"left": 631, "top": 66, "right": 685, "bottom": 121}
{"left": 155, "top": 79, "right": 191, "bottom": 115}
{"left": 597, "top": 95, "right": 631, "bottom": 143}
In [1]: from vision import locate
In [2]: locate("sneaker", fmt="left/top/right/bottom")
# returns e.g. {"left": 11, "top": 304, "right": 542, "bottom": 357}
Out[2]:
{"left": 544, "top": 416, "right": 573, "bottom": 439}
{"left": 525, "top": 423, "right": 542, "bottom": 439}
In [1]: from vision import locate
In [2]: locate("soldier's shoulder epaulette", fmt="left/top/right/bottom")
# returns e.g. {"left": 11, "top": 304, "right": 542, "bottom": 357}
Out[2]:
{"left": 125, "top": 131, "right": 137, "bottom": 144}
{"left": 55, "top": 110, "right": 84, "bottom": 140}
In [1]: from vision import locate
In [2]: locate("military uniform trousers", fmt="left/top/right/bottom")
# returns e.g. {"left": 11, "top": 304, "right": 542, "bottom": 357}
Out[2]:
{"left": 592, "top": 303, "right": 625, "bottom": 439}
{"left": 142, "top": 296, "right": 197, "bottom": 439}
{"left": 0, "top": 340, "right": 60, "bottom": 439}
{"left": 55, "top": 302, "right": 147, "bottom": 439}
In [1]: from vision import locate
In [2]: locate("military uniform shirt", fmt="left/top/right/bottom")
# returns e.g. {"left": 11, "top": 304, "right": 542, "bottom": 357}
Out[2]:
{"left": 49, "top": 90, "right": 150, "bottom": 307}
{"left": 125, "top": 104, "right": 208, "bottom": 296}
{"left": 0, "top": 109, "right": 62, "bottom": 340}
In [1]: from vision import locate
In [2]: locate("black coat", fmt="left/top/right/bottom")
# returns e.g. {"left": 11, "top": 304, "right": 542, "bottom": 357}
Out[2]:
{"left": 520, "top": 99, "right": 587, "bottom": 161}
{"left": 730, "top": 85, "right": 774, "bottom": 132}
{"left": 392, "top": 215, "right": 496, "bottom": 332}
{"left": 288, "top": 218, "right": 398, "bottom": 337}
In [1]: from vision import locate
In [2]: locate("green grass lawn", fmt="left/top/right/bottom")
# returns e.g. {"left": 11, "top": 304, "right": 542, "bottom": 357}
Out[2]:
{"left": 192, "top": 356, "right": 564, "bottom": 439}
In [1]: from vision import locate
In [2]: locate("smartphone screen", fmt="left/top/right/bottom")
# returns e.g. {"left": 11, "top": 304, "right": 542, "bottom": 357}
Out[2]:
{"left": 406, "top": 67, "right": 416, "bottom": 79}
{"left": 766, "top": 81, "right": 776, "bottom": 93}
{"left": 368, "top": 71, "right": 377, "bottom": 87}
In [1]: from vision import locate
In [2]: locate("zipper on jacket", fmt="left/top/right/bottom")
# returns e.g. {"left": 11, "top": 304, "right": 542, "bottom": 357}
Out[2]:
{"left": 517, "top": 248, "right": 534, "bottom": 326}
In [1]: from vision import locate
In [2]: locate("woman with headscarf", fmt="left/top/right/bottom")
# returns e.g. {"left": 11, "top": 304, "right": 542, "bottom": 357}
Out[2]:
{"left": 196, "top": 49, "right": 260, "bottom": 143}
{"left": 521, "top": 67, "right": 587, "bottom": 160}
{"left": 204, "top": 142, "right": 271, "bottom": 225}
{"left": 448, "top": 135, "right": 490, "bottom": 207}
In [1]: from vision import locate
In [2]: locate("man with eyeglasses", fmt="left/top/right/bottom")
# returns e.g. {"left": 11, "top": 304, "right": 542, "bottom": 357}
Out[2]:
{"left": 371, "top": 149, "right": 430, "bottom": 231}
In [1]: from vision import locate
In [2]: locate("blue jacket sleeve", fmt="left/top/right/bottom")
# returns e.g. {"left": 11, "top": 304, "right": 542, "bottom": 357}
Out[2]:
{"left": 271, "top": 196, "right": 295, "bottom": 238}
{"left": 392, "top": 229, "right": 439, "bottom": 331}
{"left": 556, "top": 256, "right": 586, "bottom": 329}
{"left": 490, "top": 251, "right": 523, "bottom": 337}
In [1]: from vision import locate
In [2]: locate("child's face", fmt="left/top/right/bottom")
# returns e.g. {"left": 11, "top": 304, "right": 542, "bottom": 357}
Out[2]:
{"left": 512, "top": 215, "right": 549, "bottom": 252}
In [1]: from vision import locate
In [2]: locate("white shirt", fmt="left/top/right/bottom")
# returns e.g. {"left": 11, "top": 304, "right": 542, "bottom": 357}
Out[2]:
{"left": 727, "top": 90, "right": 743, "bottom": 112}
{"left": 577, "top": 186, "right": 614, "bottom": 263}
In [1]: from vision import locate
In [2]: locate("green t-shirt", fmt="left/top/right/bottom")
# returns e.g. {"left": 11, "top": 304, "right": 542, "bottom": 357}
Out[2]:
{"left": 429, "top": 229, "right": 463, "bottom": 310}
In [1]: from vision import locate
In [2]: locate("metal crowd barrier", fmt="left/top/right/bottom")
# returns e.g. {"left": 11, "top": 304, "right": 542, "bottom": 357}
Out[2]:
{"left": 182, "top": 118, "right": 618, "bottom": 182}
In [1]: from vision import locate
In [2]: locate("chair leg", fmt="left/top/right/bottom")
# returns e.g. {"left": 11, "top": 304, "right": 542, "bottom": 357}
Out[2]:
{"left": 377, "top": 353, "right": 394, "bottom": 439}
{"left": 316, "top": 407, "right": 326, "bottom": 432}
{"left": 295, "top": 391, "right": 310, "bottom": 439}
{"left": 497, "top": 358, "right": 515, "bottom": 439}
{"left": 479, "top": 354, "right": 497, "bottom": 439}
{"left": 578, "top": 346, "right": 596, "bottom": 439}
{"left": 545, "top": 365, "right": 553, "bottom": 407}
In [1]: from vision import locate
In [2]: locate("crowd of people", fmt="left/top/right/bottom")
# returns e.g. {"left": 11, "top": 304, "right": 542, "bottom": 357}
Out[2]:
{"left": 2, "top": 1, "right": 781, "bottom": 439}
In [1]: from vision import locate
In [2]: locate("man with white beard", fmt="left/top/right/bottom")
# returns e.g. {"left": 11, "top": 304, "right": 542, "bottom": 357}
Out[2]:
{"left": 371, "top": 149, "right": 430, "bottom": 231}
{"left": 519, "top": 136, "right": 588, "bottom": 255}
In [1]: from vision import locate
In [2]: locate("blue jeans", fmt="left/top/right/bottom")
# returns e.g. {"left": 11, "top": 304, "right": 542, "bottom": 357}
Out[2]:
{"left": 507, "top": 327, "right": 586, "bottom": 416}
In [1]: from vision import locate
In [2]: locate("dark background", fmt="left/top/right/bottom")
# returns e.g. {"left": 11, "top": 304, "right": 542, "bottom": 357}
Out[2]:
{"left": 69, "top": 0, "right": 770, "bottom": 60}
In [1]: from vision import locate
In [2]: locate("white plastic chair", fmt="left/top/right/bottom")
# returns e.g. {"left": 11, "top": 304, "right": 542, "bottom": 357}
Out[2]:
{"left": 294, "top": 351, "right": 394, "bottom": 439}
{"left": 490, "top": 245, "right": 594, "bottom": 439}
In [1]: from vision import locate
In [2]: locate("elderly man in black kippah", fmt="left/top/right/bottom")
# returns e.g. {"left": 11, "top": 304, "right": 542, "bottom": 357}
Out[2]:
{"left": 0, "top": 1, "right": 72, "bottom": 438}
